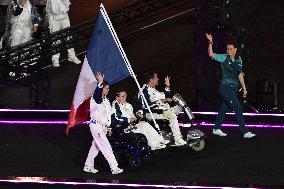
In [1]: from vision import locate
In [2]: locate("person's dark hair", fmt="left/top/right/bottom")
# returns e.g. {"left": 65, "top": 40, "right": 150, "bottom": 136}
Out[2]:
{"left": 226, "top": 40, "right": 238, "bottom": 48}
{"left": 143, "top": 71, "right": 156, "bottom": 84}
{"left": 92, "top": 80, "right": 110, "bottom": 102}
{"left": 114, "top": 88, "right": 126, "bottom": 97}
{"left": 102, "top": 80, "right": 110, "bottom": 88}
{"left": 226, "top": 40, "right": 240, "bottom": 59}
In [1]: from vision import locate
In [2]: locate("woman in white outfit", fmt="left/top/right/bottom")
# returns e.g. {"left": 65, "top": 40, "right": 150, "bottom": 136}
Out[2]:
{"left": 83, "top": 73, "right": 123, "bottom": 175}
{"left": 112, "top": 89, "right": 170, "bottom": 150}
{"left": 45, "top": 0, "right": 81, "bottom": 67}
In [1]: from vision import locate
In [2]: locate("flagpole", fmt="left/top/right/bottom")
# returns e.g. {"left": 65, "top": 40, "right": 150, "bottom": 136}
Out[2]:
{"left": 100, "top": 4, "right": 161, "bottom": 132}
{"left": 100, "top": 5, "right": 134, "bottom": 76}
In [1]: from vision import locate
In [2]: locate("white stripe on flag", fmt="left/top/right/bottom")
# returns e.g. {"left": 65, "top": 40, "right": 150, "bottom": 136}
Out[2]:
{"left": 73, "top": 56, "right": 97, "bottom": 109}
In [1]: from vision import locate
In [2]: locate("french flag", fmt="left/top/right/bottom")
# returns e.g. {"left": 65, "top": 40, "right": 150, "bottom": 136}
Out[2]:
{"left": 66, "top": 4, "right": 131, "bottom": 134}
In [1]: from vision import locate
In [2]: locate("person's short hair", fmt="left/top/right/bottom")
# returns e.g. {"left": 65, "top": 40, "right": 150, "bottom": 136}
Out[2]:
{"left": 102, "top": 80, "right": 110, "bottom": 88}
{"left": 143, "top": 71, "right": 156, "bottom": 84}
{"left": 227, "top": 40, "right": 240, "bottom": 59}
{"left": 226, "top": 41, "right": 238, "bottom": 48}
{"left": 92, "top": 80, "right": 110, "bottom": 101}
{"left": 114, "top": 88, "right": 126, "bottom": 97}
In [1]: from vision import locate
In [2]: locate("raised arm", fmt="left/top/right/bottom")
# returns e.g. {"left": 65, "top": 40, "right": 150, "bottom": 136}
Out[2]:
{"left": 163, "top": 76, "right": 172, "bottom": 102}
{"left": 92, "top": 73, "right": 104, "bottom": 104}
{"left": 206, "top": 33, "right": 214, "bottom": 58}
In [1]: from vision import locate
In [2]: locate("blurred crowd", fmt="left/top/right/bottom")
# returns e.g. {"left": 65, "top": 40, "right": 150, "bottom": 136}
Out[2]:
{"left": 0, "top": 0, "right": 80, "bottom": 67}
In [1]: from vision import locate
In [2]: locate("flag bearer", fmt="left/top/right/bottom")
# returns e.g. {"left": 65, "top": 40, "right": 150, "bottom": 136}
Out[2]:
{"left": 83, "top": 72, "right": 123, "bottom": 175}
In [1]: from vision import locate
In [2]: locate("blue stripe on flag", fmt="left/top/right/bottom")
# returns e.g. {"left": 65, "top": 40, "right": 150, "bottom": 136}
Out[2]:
{"left": 86, "top": 11, "right": 130, "bottom": 85}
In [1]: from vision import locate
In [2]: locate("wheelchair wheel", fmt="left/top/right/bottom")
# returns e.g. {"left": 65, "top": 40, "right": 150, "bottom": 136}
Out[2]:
{"left": 190, "top": 139, "right": 205, "bottom": 151}
{"left": 193, "top": 129, "right": 205, "bottom": 137}
{"left": 128, "top": 155, "right": 141, "bottom": 168}
{"left": 187, "top": 129, "right": 205, "bottom": 151}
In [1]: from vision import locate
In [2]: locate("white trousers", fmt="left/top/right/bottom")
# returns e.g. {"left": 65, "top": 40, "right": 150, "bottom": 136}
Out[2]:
{"left": 131, "top": 121, "right": 164, "bottom": 150}
{"left": 146, "top": 105, "right": 184, "bottom": 142}
{"left": 48, "top": 16, "right": 76, "bottom": 61}
{"left": 85, "top": 123, "right": 118, "bottom": 170}
{"left": 10, "top": 25, "right": 31, "bottom": 47}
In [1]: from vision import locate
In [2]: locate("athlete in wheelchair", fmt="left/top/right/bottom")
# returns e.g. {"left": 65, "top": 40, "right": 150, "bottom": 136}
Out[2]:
{"left": 108, "top": 88, "right": 170, "bottom": 167}
{"left": 139, "top": 71, "right": 205, "bottom": 151}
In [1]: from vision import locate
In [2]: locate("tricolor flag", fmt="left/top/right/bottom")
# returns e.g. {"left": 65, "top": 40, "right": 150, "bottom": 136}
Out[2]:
{"left": 66, "top": 4, "right": 131, "bottom": 134}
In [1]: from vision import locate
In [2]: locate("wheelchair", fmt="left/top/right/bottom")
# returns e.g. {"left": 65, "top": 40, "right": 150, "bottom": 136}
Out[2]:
{"left": 146, "top": 119, "right": 205, "bottom": 151}
{"left": 144, "top": 93, "right": 206, "bottom": 151}
{"left": 108, "top": 123, "right": 152, "bottom": 168}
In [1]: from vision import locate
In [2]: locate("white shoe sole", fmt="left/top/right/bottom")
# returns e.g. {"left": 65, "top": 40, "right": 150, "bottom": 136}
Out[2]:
{"left": 83, "top": 169, "right": 98, "bottom": 174}
{"left": 111, "top": 170, "right": 123, "bottom": 175}
{"left": 68, "top": 58, "right": 81, "bottom": 64}
{"left": 212, "top": 133, "right": 227, "bottom": 137}
{"left": 53, "top": 64, "right": 60, "bottom": 67}
{"left": 244, "top": 135, "right": 256, "bottom": 139}
{"left": 171, "top": 142, "right": 187, "bottom": 147}
{"left": 212, "top": 130, "right": 227, "bottom": 137}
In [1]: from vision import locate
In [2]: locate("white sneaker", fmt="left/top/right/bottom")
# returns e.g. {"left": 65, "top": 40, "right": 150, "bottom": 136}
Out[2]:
{"left": 152, "top": 144, "right": 167, "bottom": 150}
{"left": 111, "top": 167, "right": 123, "bottom": 175}
{"left": 244, "top": 132, "right": 256, "bottom": 138}
{"left": 68, "top": 55, "right": 81, "bottom": 64}
{"left": 160, "top": 139, "right": 170, "bottom": 145}
{"left": 83, "top": 165, "right": 98, "bottom": 174}
{"left": 212, "top": 129, "right": 227, "bottom": 137}
{"left": 9, "top": 72, "right": 16, "bottom": 77}
{"left": 52, "top": 59, "right": 60, "bottom": 67}
{"left": 174, "top": 138, "right": 187, "bottom": 146}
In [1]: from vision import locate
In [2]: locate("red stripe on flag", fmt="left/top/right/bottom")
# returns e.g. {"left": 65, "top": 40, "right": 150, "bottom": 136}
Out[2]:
{"left": 66, "top": 98, "right": 91, "bottom": 135}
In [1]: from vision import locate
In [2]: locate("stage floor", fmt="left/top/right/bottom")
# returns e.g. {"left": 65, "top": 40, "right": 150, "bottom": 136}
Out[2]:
{"left": 0, "top": 123, "right": 284, "bottom": 189}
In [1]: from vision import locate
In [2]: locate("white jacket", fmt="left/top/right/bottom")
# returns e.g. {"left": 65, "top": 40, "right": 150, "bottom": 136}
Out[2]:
{"left": 112, "top": 100, "right": 135, "bottom": 119}
{"left": 90, "top": 96, "right": 112, "bottom": 127}
{"left": 10, "top": 0, "right": 32, "bottom": 28}
{"left": 46, "top": 0, "right": 70, "bottom": 20}
{"left": 140, "top": 84, "right": 171, "bottom": 110}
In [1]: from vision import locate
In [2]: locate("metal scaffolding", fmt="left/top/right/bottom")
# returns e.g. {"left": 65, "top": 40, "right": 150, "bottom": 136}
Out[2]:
{"left": 0, "top": 0, "right": 193, "bottom": 108}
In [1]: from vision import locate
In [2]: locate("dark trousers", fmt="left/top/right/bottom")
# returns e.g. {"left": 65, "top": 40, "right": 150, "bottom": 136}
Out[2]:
{"left": 214, "top": 83, "right": 248, "bottom": 134}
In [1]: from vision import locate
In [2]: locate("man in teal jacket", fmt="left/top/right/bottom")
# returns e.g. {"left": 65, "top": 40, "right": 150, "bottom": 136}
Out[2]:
{"left": 206, "top": 33, "right": 255, "bottom": 139}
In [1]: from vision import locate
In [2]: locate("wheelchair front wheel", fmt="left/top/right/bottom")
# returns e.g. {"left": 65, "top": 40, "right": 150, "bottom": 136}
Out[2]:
{"left": 190, "top": 139, "right": 205, "bottom": 151}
